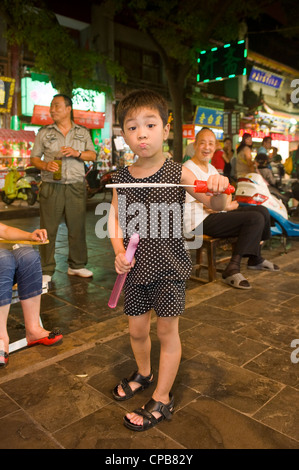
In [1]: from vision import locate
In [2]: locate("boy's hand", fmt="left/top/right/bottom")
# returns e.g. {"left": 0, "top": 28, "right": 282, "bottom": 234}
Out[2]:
{"left": 115, "top": 252, "right": 136, "bottom": 275}
{"left": 206, "top": 174, "right": 229, "bottom": 195}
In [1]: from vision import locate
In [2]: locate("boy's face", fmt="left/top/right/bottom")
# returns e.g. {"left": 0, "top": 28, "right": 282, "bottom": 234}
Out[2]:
{"left": 193, "top": 129, "right": 216, "bottom": 163}
{"left": 121, "top": 107, "right": 169, "bottom": 159}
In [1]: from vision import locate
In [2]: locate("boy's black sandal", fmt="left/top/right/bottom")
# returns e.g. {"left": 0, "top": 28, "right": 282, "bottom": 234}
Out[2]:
{"left": 123, "top": 394, "right": 174, "bottom": 432}
{"left": 112, "top": 370, "right": 154, "bottom": 401}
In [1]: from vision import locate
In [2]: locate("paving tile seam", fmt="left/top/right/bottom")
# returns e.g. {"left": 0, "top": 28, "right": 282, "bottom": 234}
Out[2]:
{"left": 0, "top": 401, "right": 66, "bottom": 449}
{"left": 196, "top": 392, "right": 299, "bottom": 445}
{"left": 180, "top": 349, "right": 288, "bottom": 397}
{"left": 0, "top": 341, "right": 103, "bottom": 385}
{"left": 0, "top": 322, "right": 134, "bottom": 386}
{"left": 210, "top": 350, "right": 290, "bottom": 390}
{"left": 239, "top": 346, "right": 273, "bottom": 368}
{"left": 251, "top": 384, "right": 289, "bottom": 419}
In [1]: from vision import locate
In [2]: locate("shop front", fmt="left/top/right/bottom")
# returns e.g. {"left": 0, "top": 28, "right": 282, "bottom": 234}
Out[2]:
{"left": 239, "top": 102, "right": 299, "bottom": 162}
{"left": 21, "top": 74, "right": 112, "bottom": 175}
{"left": 0, "top": 129, "right": 36, "bottom": 190}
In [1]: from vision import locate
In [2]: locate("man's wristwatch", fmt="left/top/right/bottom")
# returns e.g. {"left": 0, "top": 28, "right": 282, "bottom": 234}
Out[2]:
{"left": 77, "top": 150, "right": 82, "bottom": 159}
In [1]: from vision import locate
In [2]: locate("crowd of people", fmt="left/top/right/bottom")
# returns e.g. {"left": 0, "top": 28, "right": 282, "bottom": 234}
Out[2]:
{"left": 2, "top": 88, "right": 298, "bottom": 435}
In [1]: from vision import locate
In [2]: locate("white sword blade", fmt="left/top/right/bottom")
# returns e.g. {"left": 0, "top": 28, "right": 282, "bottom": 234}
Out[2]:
{"left": 106, "top": 183, "right": 195, "bottom": 188}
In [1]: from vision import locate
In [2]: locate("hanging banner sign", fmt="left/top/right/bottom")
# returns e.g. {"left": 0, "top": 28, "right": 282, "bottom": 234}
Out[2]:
{"left": 182, "top": 124, "right": 195, "bottom": 139}
{"left": 0, "top": 77, "right": 15, "bottom": 113}
{"left": 31, "top": 105, "right": 105, "bottom": 129}
{"left": 194, "top": 106, "right": 224, "bottom": 128}
{"left": 73, "top": 110, "right": 105, "bottom": 129}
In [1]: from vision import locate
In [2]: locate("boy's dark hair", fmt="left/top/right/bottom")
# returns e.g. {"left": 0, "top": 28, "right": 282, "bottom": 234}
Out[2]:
{"left": 117, "top": 89, "right": 168, "bottom": 130}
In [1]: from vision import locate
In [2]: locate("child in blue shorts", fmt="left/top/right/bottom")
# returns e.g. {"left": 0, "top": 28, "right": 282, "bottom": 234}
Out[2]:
{"left": 0, "top": 223, "right": 63, "bottom": 368}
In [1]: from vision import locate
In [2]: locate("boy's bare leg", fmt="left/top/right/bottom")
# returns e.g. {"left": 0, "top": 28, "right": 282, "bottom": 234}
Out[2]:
{"left": 116, "top": 311, "right": 152, "bottom": 397}
{"left": 126, "top": 315, "right": 181, "bottom": 426}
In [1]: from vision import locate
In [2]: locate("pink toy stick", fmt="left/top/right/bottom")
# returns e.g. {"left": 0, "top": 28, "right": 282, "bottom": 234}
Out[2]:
{"left": 107, "top": 180, "right": 235, "bottom": 194}
{"left": 108, "top": 233, "right": 140, "bottom": 309}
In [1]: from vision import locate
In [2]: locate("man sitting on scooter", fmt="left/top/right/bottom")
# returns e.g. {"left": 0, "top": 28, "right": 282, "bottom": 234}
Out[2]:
{"left": 183, "top": 127, "right": 280, "bottom": 290}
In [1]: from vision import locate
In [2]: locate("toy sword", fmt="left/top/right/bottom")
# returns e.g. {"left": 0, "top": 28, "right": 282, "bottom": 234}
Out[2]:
{"left": 108, "top": 233, "right": 140, "bottom": 309}
{"left": 106, "top": 180, "right": 235, "bottom": 194}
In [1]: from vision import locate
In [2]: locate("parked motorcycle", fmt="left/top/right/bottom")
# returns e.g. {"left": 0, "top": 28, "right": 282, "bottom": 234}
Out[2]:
{"left": 24, "top": 166, "right": 41, "bottom": 202}
{"left": 1, "top": 167, "right": 37, "bottom": 206}
{"left": 235, "top": 173, "right": 299, "bottom": 239}
{"left": 85, "top": 163, "right": 116, "bottom": 199}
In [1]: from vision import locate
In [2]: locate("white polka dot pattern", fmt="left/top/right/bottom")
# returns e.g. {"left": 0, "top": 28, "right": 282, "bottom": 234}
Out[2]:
{"left": 112, "top": 160, "right": 192, "bottom": 286}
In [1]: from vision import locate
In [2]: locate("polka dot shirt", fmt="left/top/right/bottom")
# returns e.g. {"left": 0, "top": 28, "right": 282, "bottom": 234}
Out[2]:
{"left": 112, "top": 159, "right": 192, "bottom": 286}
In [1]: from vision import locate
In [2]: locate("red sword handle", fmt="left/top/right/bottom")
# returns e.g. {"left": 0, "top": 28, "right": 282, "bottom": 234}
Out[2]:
{"left": 194, "top": 180, "right": 235, "bottom": 194}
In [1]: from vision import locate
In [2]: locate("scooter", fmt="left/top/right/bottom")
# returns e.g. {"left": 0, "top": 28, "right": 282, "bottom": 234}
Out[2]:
{"left": 24, "top": 166, "right": 41, "bottom": 202}
{"left": 235, "top": 173, "right": 299, "bottom": 239}
{"left": 1, "top": 167, "right": 37, "bottom": 206}
{"left": 85, "top": 164, "right": 116, "bottom": 199}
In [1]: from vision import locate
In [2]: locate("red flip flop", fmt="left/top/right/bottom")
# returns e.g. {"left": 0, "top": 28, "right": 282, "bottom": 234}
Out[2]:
{"left": 27, "top": 328, "right": 63, "bottom": 348}
{"left": 0, "top": 350, "right": 9, "bottom": 368}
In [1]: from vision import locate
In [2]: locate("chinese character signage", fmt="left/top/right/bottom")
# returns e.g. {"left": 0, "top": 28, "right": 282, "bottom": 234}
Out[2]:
{"left": 0, "top": 77, "right": 15, "bottom": 113}
{"left": 194, "top": 106, "right": 223, "bottom": 128}
{"left": 248, "top": 66, "right": 283, "bottom": 89}
{"left": 182, "top": 124, "right": 195, "bottom": 139}
{"left": 31, "top": 105, "right": 105, "bottom": 129}
{"left": 197, "top": 40, "right": 247, "bottom": 83}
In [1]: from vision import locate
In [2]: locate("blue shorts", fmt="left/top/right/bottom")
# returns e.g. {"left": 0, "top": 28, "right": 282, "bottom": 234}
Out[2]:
{"left": 0, "top": 247, "right": 42, "bottom": 306}
{"left": 124, "top": 279, "right": 186, "bottom": 317}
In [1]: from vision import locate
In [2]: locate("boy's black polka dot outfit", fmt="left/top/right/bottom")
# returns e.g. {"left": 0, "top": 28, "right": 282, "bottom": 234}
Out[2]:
{"left": 112, "top": 159, "right": 192, "bottom": 317}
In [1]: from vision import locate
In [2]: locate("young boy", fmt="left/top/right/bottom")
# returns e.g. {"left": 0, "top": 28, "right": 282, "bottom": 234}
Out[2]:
{"left": 108, "top": 89, "right": 229, "bottom": 431}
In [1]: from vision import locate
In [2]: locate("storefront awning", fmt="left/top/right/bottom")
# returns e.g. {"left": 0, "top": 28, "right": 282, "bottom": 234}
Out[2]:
{"left": 0, "top": 129, "right": 36, "bottom": 142}
{"left": 31, "top": 105, "right": 105, "bottom": 129}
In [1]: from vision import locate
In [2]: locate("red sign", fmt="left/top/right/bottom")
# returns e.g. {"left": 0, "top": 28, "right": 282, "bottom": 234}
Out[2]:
{"left": 73, "top": 110, "right": 105, "bottom": 129}
{"left": 31, "top": 105, "right": 53, "bottom": 125}
{"left": 183, "top": 124, "right": 195, "bottom": 139}
{"left": 239, "top": 129, "right": 299, "bottom": 142}
{"left": 31, "top": 105, "right": 105, "bottom": 129}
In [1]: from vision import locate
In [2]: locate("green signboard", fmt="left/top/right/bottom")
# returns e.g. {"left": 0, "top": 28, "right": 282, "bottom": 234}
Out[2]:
{"left": 197, "top": 40, "right": 247, "bottom": 83}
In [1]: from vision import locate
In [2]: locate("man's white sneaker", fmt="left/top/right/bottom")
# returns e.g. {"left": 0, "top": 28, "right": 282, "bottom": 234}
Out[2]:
{"left": 67, "top": 267, "right": 93, "bottom": 278}
{"left": 42, "top": 275, "right": 52, "bottom": 289}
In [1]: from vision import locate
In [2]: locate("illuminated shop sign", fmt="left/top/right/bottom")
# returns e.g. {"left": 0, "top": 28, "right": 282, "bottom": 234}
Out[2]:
{"left": 239, "top": 129, "right": 298, "bottom": 142}
{"left": 249, "top": 66, "right": 283, "bottom": 89}
{"left": 21, "top": 77, "right": 105, "bottom": 116}
{"left": 194, "top": 106, "right": 223, "bottom": 128}
{"left": 0, "top": 77, "right": 15, "bottom": 113}
{"left": 197, "top": 40, "right": 247, "bottom": 83}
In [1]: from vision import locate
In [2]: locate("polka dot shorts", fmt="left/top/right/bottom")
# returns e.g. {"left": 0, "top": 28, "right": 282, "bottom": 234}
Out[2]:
{"left": 124, "top": 279, "right": 186, "bottom": 317}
